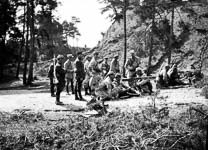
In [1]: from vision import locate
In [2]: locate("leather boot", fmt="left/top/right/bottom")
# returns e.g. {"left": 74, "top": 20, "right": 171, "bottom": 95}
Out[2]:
{"left": 85, "top": 88, "right": 89, "bottom": 95}
{"left": 75, "top": 90, "right": 79, "bottom": 100}
{"left": 55, "top": 95, "right": 63, "bottom": 105}
{"left": 78, "top": 90, "right": 84, "bottom": 101}
{"left": 66, "top": 85, "right": 69, "bottom": 95}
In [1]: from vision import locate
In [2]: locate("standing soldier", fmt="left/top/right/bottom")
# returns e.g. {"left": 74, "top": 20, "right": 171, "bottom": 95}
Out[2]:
{"left": 125, "top": 50, "right": 140, "bottom": 78}
{"left": 64, "top": 54, "right": 74, "bottom": 95}
{"left": 83, "top": 55, "right": 92, "bottom": 95}
{"left": 88, "top": 52, "right": 102, "bottom": 95}
{"left": 101, "top": 57, "right": 110, "bottom": 78}
{"left": 54, "top": 55, "right": 65, "bottom": 105}
{"left": 47, "top": 59, "right": 55, "bottom": 97}
{"left": 125, "top": 50, "right": 140, "bottom": 86}
{"left": 74, "top": 52, "right": 85, "bottom": 100}
{"left": 109, "top": 55, "right": 120, "bottom": 74}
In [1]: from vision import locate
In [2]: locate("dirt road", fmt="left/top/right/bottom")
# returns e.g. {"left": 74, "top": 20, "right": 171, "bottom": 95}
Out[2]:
{"left": 0, "top": 80, "right": 207, "bottom": 114}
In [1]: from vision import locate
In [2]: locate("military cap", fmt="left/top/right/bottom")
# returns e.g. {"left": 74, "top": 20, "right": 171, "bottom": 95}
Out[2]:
{"left": 136, "top": 67, "right": 142, "bottom": 72}
{"left": 114, "top": 54, "right": 119, "bottom": 58}
{"left": 77, "top": 51, "right": 82, "bottom": 55}
{"left": 57, "top": 54, "right": 64, "bottom": 60}
{"left": 115, "top": 73, "right": 121, "bottom": 78}
{"left": 93, "top": 51, "right": 99, "bottom": 56}
{"left": 107, "top": 71, "right": 114, "bottom": 76}
{"left": 85, "top": 55, "right": 91, "bottom": 59}
{"left": 67, "top": 54, "right": 73, "bottom": 58}
{"left": 130, "top": 49, "right": 135, "bottom": 54}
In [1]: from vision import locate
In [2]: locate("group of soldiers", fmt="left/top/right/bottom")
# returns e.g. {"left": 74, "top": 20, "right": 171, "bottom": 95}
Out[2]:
{"left": 155, "top": 63, "right": 204, "bottom": 88}
{"left": 48, "top": 50, "right": 154, "bottom": 105}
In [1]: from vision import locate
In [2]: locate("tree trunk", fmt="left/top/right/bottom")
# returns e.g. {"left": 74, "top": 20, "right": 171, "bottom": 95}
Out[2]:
{"left": 27, "top": 0, "right": 35, "bottom": 85}
{"left": 0, "top": 38, "right": 6, "bottom": 79}
{"left": 23, "top": 0, "right": 30, "bottom": 85}
{"left": 123, "top": 0, "right": 127, "bottom": 77}
{"left": 16, "top": 5, "right": 26, "bottom": 79}
{"left": 147, "top": 0, "right": 155, "bottom": 75}
{"left": 168, "top": 6, "right": 174, "bottom": 65}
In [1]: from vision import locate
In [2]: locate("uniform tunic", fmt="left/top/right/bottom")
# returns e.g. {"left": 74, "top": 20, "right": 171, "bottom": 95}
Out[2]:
{"left": 95, "top": 77, "right": 114, "bottom": 99}
{"left": 55, "top": 62, "right": 65, "bottom": 96}
{"left": 101, "top": 61, "right": 110, "bottom": 77}
{"left": 109, "top": 59, "right": 120, "bottom": 73}
{"left": 88, "top": 57, "right": 100, "bottom": 76}
{"left": 88, "top": 57, "right": 102, "bottom": 92}
{"left": 74, "top": 58, "right": 85, "bottom": 81}
{"left": 83, "top": 60, "right": 91, "bottom": 88}
{"left": 64, "top": 59, "right": 74, "bottom": 79}
{"left": 125, "top": 56, "right": 140, "bottom": 78}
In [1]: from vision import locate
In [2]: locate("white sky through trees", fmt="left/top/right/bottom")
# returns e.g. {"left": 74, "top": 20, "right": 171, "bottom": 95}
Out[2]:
{"left": 57, "top": 0, "right": 111, "bottom": 48}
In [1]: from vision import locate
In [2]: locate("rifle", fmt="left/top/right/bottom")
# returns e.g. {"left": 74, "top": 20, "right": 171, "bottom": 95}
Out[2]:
{"left": 122, "top": 76, "right": 156, "bottom": 81}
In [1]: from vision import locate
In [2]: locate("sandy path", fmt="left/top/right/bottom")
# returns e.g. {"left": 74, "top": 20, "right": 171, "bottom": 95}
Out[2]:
{"left": 0, "top": 86, "right": 207, "bottom": 114}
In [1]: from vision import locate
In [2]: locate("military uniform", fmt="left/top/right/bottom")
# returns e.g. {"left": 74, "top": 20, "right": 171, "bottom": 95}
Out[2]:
{"left": 101, "top": 60, "right": 110, "bottom": 77}
{"left": 74, "top": 57, "right": 85, "bottom": 100}
{"left": 55, "top": 61, "right": 65, "bottom": 104}
{"left": 109, "top": 57, "right": 120, "bottom": 74}
{"left": 64, "top": 59, "right": 74, "bottom": 94}
{"left": 133, "top": 69, "right": 153, "bottom": 95}
{"left": 48, "top": 63, "right": 55, "bottom": 97}
{"left": 95, "top": 75, "right": 114, "bottom": 100}
{"left": 83, "top": 59, "right": 91, "bottom": 95}
{"left": 156, "top": 66, "right": 169, "bottom": 88}
{"left": 88, "top": 56, "right": 102, "bottom": 95}
{"left": 125, "top": 56, "right": 140, "bottom": 78}
{"left": 112, "top": 73, "right": 140, "bottom": 98}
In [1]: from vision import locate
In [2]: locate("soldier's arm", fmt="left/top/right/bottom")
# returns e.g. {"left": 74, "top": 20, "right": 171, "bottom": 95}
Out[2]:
{"left": 64, "top": 62, "right": 68, "bottom": 72}
{"left": 125, "top": 59, "right": 132, "bottom": 70}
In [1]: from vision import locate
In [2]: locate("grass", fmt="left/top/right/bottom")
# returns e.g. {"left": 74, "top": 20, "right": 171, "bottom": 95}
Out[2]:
{"left": 0, "top": 104, "right": 207, "bottom": 150}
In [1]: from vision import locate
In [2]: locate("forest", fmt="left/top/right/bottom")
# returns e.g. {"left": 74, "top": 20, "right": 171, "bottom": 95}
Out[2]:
{"left": 0, "top": 0, "right": 83, "bottom": 85}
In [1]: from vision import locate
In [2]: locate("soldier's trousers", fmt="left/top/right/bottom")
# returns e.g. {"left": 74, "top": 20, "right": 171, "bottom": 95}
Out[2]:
{"left": 49, "top": 77, "right": 55, "bottom": 95}
{"left": 75, "top": 78, "right": 83, "bottom": 99}
{"left": 66, "top": 78, "right": 74, "bottom": 94}
{"left": 56, "top": 82, "right": 65, "bottom": 101}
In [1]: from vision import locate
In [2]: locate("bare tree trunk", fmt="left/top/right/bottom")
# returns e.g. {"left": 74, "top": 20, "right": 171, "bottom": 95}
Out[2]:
{"left": 23, "top": 0, "right": 30, "bottom": 85}
{"left": 16, "top": 4, "right": 26, "bottom": 79}
{"left": 123, "top": 0, "right": 127, "bottom": 77}
{"left": 168, "top": 6, "right": 174, "bottom": 65}
{"left": 147, "top": 0, "right": 155, "bottom": 75}
{"left": 0, "top": 38, "right": 6, "bottom": 79}
{"left": 27, "top": 0, "right": 35, "bottom": 85}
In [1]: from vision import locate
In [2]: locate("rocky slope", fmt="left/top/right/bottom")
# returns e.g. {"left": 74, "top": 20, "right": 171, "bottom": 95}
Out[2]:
{"left": 93, "top": 3, "right": 208, "bottom": 75}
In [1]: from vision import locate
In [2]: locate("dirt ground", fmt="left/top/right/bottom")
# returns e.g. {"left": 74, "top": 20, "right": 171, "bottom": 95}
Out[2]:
{"left": 0, "top": 77, "right": 207, "bottom": 118}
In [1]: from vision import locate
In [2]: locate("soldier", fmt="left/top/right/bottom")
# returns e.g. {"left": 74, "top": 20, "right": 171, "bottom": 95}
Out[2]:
{"left": 54, "top": 55, "right": 65, "bottom": 105}
{"left": 101, "top": 57, "right": 110, "bottom": 77}
{"left": 125, "top": 50, "right": 140, "bottom": 78}
{"left": 109, "top": 55, "right": 120, "bottom": 74}
{"left": 47, "top": 59, "right": 55, "bottom": 97}
{"left": 134, "top": 68, "right": 153, "bottom": 95}
{"left": 64, "top": 54, "right": 74, "bottom": 95}
{"left": 74, "top": 52, "right": 85, "bottom": 100}
{"left": 112, "top": 73, "right": 140, "bottom": 99}
{"left": 83, "top": 55, "right": 92, "bottom": 95}
{"left": 88, "top": 52, "right": 102, "bottom": 95}
{"left": 156, "top": 65, "right": 170, "bottom": 88}
{"left": 95, "top": 71, "right": 115, "bottom": 101}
